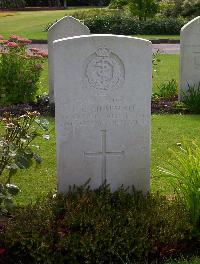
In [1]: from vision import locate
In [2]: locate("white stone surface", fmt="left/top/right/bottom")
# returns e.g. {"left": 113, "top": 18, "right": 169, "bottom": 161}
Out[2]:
{"left": 180, "top": 16, "right": 200, "bottom": 100}
{"left": 48, "top": 16, "right": 90, "bottom": 104}
{"left": 53, "top": 35, "right": 152, "bottom": 193}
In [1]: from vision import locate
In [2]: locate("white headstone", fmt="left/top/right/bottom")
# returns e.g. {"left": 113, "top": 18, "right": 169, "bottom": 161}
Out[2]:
{"left": 53, "top": 35, "right": 152, "bottom": 193}
{"left": 180, "top": 16, "right": 200, "bottom": 100}
{"left": 48, "top": 16, "right": 90, "bottom": 104}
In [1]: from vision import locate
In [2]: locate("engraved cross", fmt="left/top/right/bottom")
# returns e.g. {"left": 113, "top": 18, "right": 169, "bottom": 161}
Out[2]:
{"left": 84, "top": 130, "right": 124, "bottom": 183}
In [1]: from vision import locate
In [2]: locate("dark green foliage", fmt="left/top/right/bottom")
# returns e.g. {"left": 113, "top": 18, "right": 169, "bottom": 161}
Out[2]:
{"left": 129, "top": 0, "right": 159, "bottom": 21}
{"left": 109, "top": 0, "right": 128, "bottom": 9}
{"left": 159, "top": 142, "right": 200, "bottom": 237}
{"left": 2, "top": 184, "right": 194, "bottom": 263}
{"left": 84, "top": 15, "right": 186, "bottom": 35}
{"left": 24, "top": 0, "right": 111, "bottom": 7}
{"left": 158, "top": 79, "right": 178, "bottom": 99}
{"left": 182, "top": 83, "right": 200, "bottom": 114}
{"left": 182, "top": 0, "right": 200, "bottom": 17}
{"left": 0, "top": 0, "right": 25, "bottom": 8}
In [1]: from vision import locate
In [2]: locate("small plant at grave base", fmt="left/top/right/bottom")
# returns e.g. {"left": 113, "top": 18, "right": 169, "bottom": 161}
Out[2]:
{"left": 158, "top": 79, "right": 178, "bottom": 99}
{"left": 151, "top": 92, "right": 160, "bottom": 102}
{"left": 182, "top": 83, "right": 200, "bottom": 114}
{"left": 0, "top": 35, "right": 48, "bottom": 105}
{"left": 0, "top": 112, "right": 49, "bottom": 215}
{"left": 1, "top": 183, "right": 194, "bottom": 264}
{"left": 152, "top": 49, "right": 161, "bottom": 67}
{"left": 172, "top": 101, "right": 188, "bottom": 112}
{"left": 152, "top": 49, "right": 161, "bottom": 79}
{"left": 159, "top": 142, "right": 200, "bottom": 237}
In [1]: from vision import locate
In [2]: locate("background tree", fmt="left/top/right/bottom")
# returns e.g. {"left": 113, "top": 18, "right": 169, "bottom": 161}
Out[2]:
{"left": 157, "top": 0, "right": 183, "bottom": 17}
{"left": 128, "top": 0, "right": 159, "bottom": 20}
{"left": 0, "top": 0, "right": 25, "bottom": 8}
{"left": 182, "top": 0, "right": 200, "bottom": 17}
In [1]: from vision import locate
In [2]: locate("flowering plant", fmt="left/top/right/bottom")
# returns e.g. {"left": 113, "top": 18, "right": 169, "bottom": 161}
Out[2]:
{"left": 0, "top": 35, "right": 48, "bottom": 105}
{"left": 0, "top": 111, "right": 49, "bottom": 215}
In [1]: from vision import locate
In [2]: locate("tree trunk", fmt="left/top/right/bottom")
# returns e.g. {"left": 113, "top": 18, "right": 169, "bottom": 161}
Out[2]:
{"left": 64, "top": 0, "right": 67, "bottom": 8}
{"left": 56, "top": 0, "right": 61, "bottom": 6}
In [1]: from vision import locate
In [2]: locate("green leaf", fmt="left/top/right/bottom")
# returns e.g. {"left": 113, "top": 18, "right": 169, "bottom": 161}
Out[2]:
{"left": 43, "top": 134, "right": 50, "bottom": 140}
{"left": 33, "top": 153, "right": 43, "bottom": 164}
{"left": 16, "top": 151, "right": 33, "bottom": 169}
{"left": 35, "top": 119, "right": 49, "bottom": 131}
{"left": 6, "top": 184, "right": 20, "bottom": 195}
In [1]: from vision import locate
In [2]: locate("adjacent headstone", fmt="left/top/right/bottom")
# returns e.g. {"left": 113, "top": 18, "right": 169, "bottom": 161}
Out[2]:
{"left": 48, "top": 16, "right": 90, "bottom": 104}
{"left": 53, "top": 35, "right": 152, "bottom": 193}
{"left": 180, "top": 16, "right": 200, "bottom": 100}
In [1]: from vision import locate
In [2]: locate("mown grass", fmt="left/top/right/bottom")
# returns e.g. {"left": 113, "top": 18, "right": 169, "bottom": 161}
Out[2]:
{"left": 151, "top": 114, "right": 200, "bottom": 194}
{"left": 0, "top": 9, "right": 92, "bottom": 40}
{"left": 0, "top": 9, "right": 180, "bottom": 40}
{"left": 153, "top": 54, "right": 179, "bottom": 94}
{"left": 135, "top": 35, "right": 180, "bottom": 40}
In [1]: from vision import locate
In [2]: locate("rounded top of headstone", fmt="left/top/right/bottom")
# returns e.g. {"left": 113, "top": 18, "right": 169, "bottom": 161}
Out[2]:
{"left": 53, "top": 34, "right": 152, "bottom": 47}
{"left": 181, "top": 16, "right": 200, "bottom": 32}
{"left": 48, "top": 16, "right": 90, "bottom": 34}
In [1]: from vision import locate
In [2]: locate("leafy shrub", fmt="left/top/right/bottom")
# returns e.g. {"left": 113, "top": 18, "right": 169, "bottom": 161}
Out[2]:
{"left": 84, "top": 15, "right": 186, "bottom": 35}
{"left": 0, "top": 111, "right": 49, "bottom": 215}
{"left": 159, "top": 142, "right": 200, "bottom": 236}
{"left": 109, "top": 0, "right": 128, "bottom": 9}
{"left": 158, "top": 79, "right": 178, "bottom": 99}
{"left": 0, "top": 0, "right": 25, "bottom": 8}
{"left": 2, "top": 184, "right": 193, "bottom": 263}
{"left": 0, "top": 35, "right": 48, "bottom": 105}
{"left": 70, "top": 8, "right": 117, "bottom": 20}
{"left": 44, "top": 9, "right": 121, "bottom": 32}
{"left": 182, "top": 83, "right": 200, "bottom": 114}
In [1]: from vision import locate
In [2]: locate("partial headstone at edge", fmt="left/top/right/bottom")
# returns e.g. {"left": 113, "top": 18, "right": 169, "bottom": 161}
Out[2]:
{"left": 180, "top": 16, "right": 200, "bottom": 100}
{"left": 53, "top": 34, "right": 152, "bottom": 194}
{"left": 48, "top": 16, "right": 90, "bottom": 104}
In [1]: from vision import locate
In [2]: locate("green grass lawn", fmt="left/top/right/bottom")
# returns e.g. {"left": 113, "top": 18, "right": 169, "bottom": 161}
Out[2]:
{"left": 153, "top": 54, "right": 179, "bottom": 94}
{"left": 134, "top": 35, "right": 180, "bottom": 40}
{"left": 0, "top": 9, "right": 92, "bottom": 40}
{"left": 0, "top": 9, "right": 180, "bottom": 40}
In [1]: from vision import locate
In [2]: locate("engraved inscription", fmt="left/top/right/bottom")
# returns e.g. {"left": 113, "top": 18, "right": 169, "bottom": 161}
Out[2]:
{"left": 58, "top": 97, "right": 140, "bottom": 133}
{"left": 84, "top": 47, "right": 125, "bottom": 91}
{"left": 84, "top": 130, "right": 124, "bottom": 182}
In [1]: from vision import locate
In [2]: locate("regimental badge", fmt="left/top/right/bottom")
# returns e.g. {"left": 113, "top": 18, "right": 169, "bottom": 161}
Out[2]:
{"left": 83, "top": 47, "right": 125, "bottom": 92}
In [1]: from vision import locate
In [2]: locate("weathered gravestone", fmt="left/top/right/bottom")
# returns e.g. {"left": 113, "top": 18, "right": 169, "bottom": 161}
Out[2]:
{"left": 53, "top": 35, "right": 152, "bottom": 193}
{"left": 48, "top": 16, "right": 90, "bottom": 104}
{"left": 180, "top": 16, "right": 200, "bottom": 100}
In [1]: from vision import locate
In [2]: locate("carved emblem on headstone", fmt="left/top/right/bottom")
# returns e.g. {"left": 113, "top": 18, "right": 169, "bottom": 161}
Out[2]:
{"left": 84, "top": 47, "right": 125, "bottom": 91}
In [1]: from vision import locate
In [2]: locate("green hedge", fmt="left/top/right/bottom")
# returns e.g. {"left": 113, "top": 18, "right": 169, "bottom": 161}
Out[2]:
{"left": 84, "top": 15, "right": 187, "bottom": 35}
{"left": 2, "top": 184, "right": 196, "bottom": 263}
